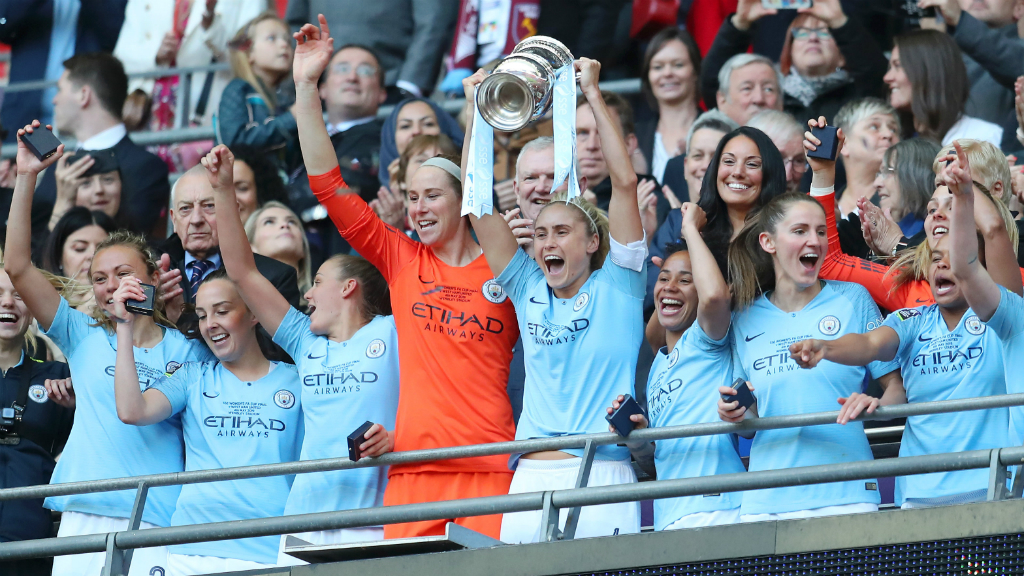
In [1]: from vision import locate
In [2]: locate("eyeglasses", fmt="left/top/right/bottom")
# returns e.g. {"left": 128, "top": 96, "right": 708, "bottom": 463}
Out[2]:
{"left": 783, "top": 156, "right": 807, "bottom": 173}
{"left": 332, "top": 63, "right": 378, "bottom": 79}
{"left": 876, "top": 166, "right": 896, "bottom": 180}
{"left": 792, "top": 28, "right": 832, "bottom": 40}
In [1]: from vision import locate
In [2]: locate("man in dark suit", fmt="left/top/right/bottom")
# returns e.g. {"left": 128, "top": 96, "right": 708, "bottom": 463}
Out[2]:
{"left": 33, "top": 52, "right": 170, "bottom": 239}
{"left": 155, "top": 166, "right": 300, "bottom": 326}
{"left": 0, "top": 0, "right": 127, "bottom": 142}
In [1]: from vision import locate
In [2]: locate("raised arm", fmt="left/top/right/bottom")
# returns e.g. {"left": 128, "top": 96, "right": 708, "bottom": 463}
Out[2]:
{"left": 971, "top": 179, "right": 1023, "bottom": 296}
{"left": 4, "top": 122, "right": 65, "bottom": 330}
{"left": 946, "top": 142, "right": 1002, "bottom": 320}
{"left": 291, "top": 15, "right": 347, "bottom": 179}
{"left": 577, "top": 59, "right": 642, "bottom": 245}
{"left": 680, "top": 203, "right": 731, "bottom": 340}
{"left": 461, "top": 70, "right": 520, "bottom": 276}
{"left": 112, "top": 277, "right": 172, "bottom": 426}
{"left": 202, "top": 145, "right": 290, "bottom": 335}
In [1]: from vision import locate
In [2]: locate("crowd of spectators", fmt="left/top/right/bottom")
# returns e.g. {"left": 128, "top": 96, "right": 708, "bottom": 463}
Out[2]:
{"left": 2, "top": 0, "right": 1024, "bottom": 574}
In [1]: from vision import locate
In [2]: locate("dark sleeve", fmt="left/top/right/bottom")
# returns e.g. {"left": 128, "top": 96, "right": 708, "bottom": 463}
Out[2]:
{"left": 953, "top": 12, "right": 1024, "bottom": 90}
{"left": 700, "top": 16, "right": 754, "bottom": 110}
{"left": 284, "top": 0, "right": 310, "bottom": 33}
{"left": 78, "top": 0, "right": 127, "bottom": 52}
{"left": 216, "top": 80, "right": 298, "bottom": 150}
{"left": 831, "top": 17, "right": 888, "bottom": 99}
{"left": 123, "top": 150, "right": 171, "bottom": 237}
{"left": 0, "top": 0, "right": 48, "bottom": 43}
{"left": 257, "top": 255, "right": 302, "bottom": 309}
{"left": 399, "top": 0, "right": 460, "bottom": 94}
{"left": 661, "top": 156, "right": 690, "bottom": 204}
{"left": 51, "top": 361, "right": 73, "bottom": 456}
{"left": 836, "top": 215, "right": 872, "bottom": 260}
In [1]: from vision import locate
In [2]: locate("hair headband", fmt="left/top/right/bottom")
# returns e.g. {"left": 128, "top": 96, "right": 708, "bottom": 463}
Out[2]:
{"left": 421, "top": 157, "right": 462, "bottom": 183}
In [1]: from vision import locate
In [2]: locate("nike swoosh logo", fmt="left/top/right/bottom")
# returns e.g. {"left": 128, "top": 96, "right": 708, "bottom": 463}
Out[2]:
{"left": 745, "top": 332, "right": 765, "bottom": 342}
{"left": 915, "top": 298, "right": 929, "bottom": 304}
{"left": 421, "top": 286, "right": 444, "bottom": 296}
{"left": 307, "top": 352, "right": 326, "bottom": 360}
{"left": 202, "top": 391, "right": 219, "bottom": 398}
{"left": 529, "top": 297, "right": 544, "bottom": 304}
{"left": 918, "top": 335, "right": 932, "bottom": 342}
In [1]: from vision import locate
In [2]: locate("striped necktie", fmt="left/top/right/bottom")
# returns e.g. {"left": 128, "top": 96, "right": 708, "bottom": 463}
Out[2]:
{"left": 188, "top": 259, "right": 213, "bottom": 301}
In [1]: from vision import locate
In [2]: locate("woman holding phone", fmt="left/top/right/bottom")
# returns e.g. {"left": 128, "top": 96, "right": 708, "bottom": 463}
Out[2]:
{"left": 5, "top": 121, "right": 213, "bottom": 576}
{"left": 200, "top": 145, "right": 399, "bottom": 564}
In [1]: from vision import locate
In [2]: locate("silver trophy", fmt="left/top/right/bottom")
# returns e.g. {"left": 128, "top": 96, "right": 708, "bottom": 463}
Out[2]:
{"left": 476, "top": 36, "right": 576, "bottom": 132}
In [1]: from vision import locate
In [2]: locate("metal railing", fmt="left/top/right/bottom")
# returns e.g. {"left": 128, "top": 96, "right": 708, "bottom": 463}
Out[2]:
{"left": 0, "top": 77, "right": 641, "bottom": 160}
{"left": 0, "top": 392, "right": 1022, "bottom": 573}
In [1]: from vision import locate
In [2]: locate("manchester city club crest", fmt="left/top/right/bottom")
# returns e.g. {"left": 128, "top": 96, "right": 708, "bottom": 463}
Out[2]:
{"left": 574, "top": 292, "right": 590, "bottom": 312}
{"left": 818, "top": 315, "right": 841, "bottom": 336}
{"left": 366, "top": 339, "right": 386, "bottom": 358}
{"left": 667, "top": 348, "right": 679, "bottom": 368}
{"left": 482, "top": 279, "right": 507, "bottom": 303}
{"left": 165, "top": 361, "right": 182, "bottom": 375}
{"left": 28, "top": 384, "right": 48, "bottom": 403}
{"left": 274, "top": 389, "right": 296, "bottom": 409}
{"left": 965, "top": 315, "right": 986, "bottom": 335}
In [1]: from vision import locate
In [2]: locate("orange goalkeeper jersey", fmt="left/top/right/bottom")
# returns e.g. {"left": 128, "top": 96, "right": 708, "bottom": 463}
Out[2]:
{"left": 310, "top": 168, "right": 519, "bottom": 475}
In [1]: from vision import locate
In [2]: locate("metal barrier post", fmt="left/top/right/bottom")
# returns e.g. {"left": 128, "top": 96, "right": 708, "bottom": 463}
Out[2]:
{"left": 541, "top": 491, "right": 560, "bottom": 542}
{"left": 176, "top": 73, "right": 192, "bottom": 130}
{"left": 561, "top": 440, "right": 596, "bottom": 541}
{"left": 987, "top": 449, "right": 1009, "bottom": 501}
{"left": 102, "top": 481, "right": 149, "bottom": 576}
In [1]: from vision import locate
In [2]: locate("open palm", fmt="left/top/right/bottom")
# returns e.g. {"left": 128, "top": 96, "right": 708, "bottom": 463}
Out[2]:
{"left": 293, "top": 14, "right": 334, "bottom": 85}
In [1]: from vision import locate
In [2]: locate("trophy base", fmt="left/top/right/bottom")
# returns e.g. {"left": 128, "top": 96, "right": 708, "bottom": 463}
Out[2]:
{"left": 281, "top": 522, "right": 505, "bottom": 564}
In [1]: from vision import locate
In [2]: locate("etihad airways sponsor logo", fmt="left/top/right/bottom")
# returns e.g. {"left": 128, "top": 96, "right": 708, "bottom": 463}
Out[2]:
{"left": 412, "top": 302, "right": 505, "bottom": 341}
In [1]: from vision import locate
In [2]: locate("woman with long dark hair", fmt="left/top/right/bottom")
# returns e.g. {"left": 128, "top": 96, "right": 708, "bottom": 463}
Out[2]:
{"left": 884, "top": 30, "right": 1002, "bottom": 146}
{"left": 696, "top": 126, "right": 788, "bottom": 275}
{"left": 637, "top": 27, "right": 703, "bottom": 182}
{"left": 42, "top": 207, "right": 115, "bottom": 280}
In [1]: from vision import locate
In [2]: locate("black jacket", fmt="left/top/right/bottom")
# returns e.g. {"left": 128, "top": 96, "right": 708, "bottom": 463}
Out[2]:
{"left": 35, "top": 134, "right": 170, "bottom": 238}
{"left": 0, "top": 356, "right": 72, "bottom": 543}
{"left": 699, "top": 15, "right": 888, "bottom": 125}
{"left": 154, "top": 233, "right": 301, "bottom": 307}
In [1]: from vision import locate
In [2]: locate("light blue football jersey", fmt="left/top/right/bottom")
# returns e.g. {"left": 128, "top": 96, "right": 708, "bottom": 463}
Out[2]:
{"left": 986, "top": 286, "right": 1024, "bottom": 444}
{"left": 882, "top": 305, "right": 1009, "bottom": 504}
{"left": 731, "top": 281, "right": 895, "bottom": 515}
{"left": 647, "top": 322, "right": 745, "bottom": 529}
{"left": 497, "top": 247, "right": 645, "bottom": 461}
{"left": 273, "top": 308, "right": 399, "bottom": 518}
{"left": 42, "top": 298, "right": 213, "bottom": 526}
{"left": 152, "top": 361, "right": 303, "bottom": 564}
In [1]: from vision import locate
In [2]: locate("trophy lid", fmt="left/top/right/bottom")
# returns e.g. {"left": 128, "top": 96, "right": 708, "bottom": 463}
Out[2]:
{"left": 512, "top": 36, "right": 574, "bottom": 69}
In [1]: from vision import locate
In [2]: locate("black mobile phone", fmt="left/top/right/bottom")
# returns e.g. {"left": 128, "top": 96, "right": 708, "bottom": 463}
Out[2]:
{"left": 606, "top": 394, "right": 645, "bottom": 438}
{"left": 722, "top": 378, "right": 756, "bottom": 411}
{"left": 124, "top": 283, "right": 156, "bottom": 316}
{"left": 807, "top": 125, "right": 839, "bottom": 161}
{"left": 347, "top": 421, "right": 375, "bottom": 462}
{"left": 20, "top": 127, "right": 62, "bottom": 161}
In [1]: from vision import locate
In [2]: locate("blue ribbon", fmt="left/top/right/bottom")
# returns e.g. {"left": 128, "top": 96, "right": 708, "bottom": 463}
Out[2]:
{"left": 462, "top": 86, "right": 494, "bottom": 218}
{"left": 551, "top": 64, "right": 580, "bottom": 199}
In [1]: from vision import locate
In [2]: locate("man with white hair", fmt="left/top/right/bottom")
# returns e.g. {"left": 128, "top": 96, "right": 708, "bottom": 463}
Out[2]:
{"left": 155, "top": 165, "right": 300, "bottom": 324}
{"left": 705, "top": 53, "right": 784, "bottom": 125}
{"left": 504, "top": 136, "right": 588, "bottom": 257}
{"left": 745, "top": 109, "right": 806, "bottom": 193}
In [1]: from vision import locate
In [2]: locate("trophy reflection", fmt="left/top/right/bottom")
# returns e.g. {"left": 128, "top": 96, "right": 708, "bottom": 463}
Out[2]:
{"left": 476, "top": 36, "right": 576, "bottom": 132}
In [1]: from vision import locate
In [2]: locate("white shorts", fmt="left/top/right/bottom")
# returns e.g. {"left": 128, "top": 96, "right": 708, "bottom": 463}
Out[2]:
{"left": 276, "top": 527, "right": 384, "bottom": 566}
{"left": 166, "top": 553, "right": 275, "bottom": 575}
{"left": 663, "top": 508, "right": 741, "bottom": 530}
{"left": 51, "top": 511, "right": 167, "bottom": 576}
{"left": 741, "top": 502, "right": 878, "bottom": 523}
{"left": 500, "top": 457, "right": 640, "bottom": 544}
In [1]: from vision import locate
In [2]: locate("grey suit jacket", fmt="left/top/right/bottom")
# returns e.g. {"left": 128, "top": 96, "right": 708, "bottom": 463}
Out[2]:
{"left": 955, "top": 12, "right": 1024, "bottom": 128}
{"left": 285, "top": 0, "right": 459, "bottom": 95}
